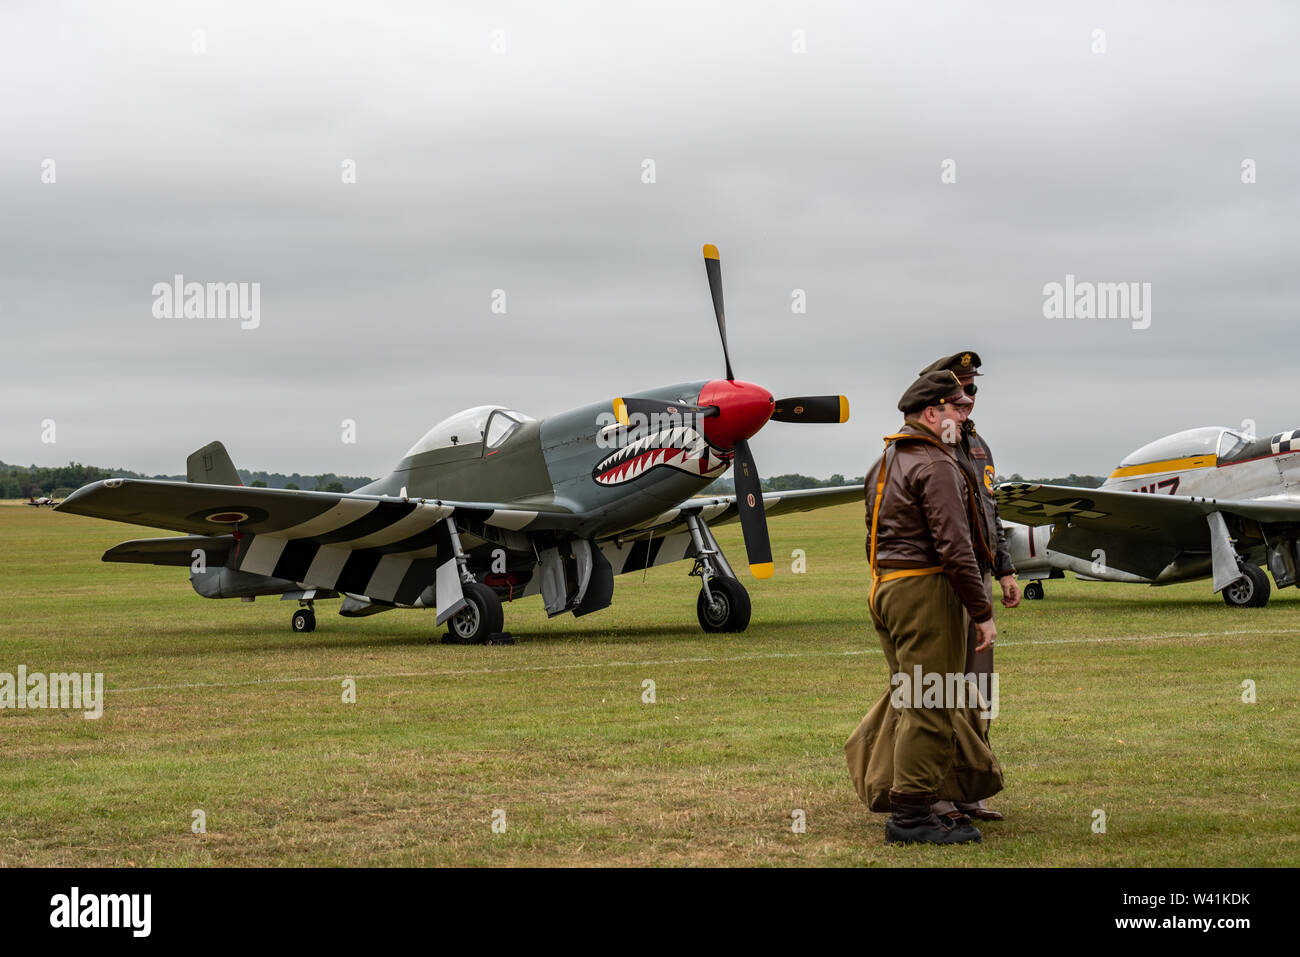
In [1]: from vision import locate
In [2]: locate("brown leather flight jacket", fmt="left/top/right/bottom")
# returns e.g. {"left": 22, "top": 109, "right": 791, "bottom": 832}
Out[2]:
{"left": 864, "top": 420, "right": 994, "bottom": 623}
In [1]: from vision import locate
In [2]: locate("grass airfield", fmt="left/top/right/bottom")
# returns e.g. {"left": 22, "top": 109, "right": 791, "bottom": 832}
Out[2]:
{"left": 1, "top": 499, "right": 1296, "bottom": 867}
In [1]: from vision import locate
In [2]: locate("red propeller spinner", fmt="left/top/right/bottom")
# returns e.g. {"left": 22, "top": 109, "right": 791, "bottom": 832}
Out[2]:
{"left": 697, "top": 379, "right": 774, "bottom": 450}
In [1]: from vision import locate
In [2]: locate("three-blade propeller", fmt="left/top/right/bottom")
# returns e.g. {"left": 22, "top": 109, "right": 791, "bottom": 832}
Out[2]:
{"left": 614, "top": 244, "right": 850, "bottom": 579}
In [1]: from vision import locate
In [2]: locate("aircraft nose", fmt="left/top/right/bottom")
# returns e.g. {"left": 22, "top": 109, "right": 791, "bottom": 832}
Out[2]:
{"left": 698, "top": 379, "right": 774, "bottom": 450}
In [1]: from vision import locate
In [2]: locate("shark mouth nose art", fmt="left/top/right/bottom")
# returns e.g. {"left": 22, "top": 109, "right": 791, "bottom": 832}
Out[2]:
{"left": 593, "top": 426, "right": 731, "bottom": 486}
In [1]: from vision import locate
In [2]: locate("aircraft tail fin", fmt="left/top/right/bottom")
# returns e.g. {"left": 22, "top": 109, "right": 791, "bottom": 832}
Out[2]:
{"left": 186, "top": 441, "right": 242, "bottom": 486}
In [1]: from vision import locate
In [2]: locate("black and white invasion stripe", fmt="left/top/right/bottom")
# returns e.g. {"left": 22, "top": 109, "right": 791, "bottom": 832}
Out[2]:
{"left": 235, "top": 499, "right": 539, "bottom": 606}
{"left": 1271, "top": 430, "right": 1300, "bottom": 455}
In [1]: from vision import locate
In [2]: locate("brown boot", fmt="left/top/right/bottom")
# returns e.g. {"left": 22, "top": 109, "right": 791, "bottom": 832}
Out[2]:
{"left": 932, "top": 799, "right": 972, "bottom": 826}
{"left": 955, "top": 800, "right": 1005, "bottom": 821}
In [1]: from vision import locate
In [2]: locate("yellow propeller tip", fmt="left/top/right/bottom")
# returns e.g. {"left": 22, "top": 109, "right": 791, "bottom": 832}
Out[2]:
{"left": 839, "top": 396, "right": 850, "bottom": 423}
{"left": 750, "top": 562, "right": 774, "bottom": 580}
{"left": 702, "top": 244, "right": 719, "bottom": 260}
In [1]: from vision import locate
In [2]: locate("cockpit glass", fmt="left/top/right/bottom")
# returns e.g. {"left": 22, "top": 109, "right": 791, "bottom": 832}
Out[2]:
{"left": 485, "top": 411, "right": 523, "bottom": 449}
{"left": 403, "top": 406, "right": 493, "bottom": 457}
{"left": 1217, "top": 429, "right": 1251, "bottom": 461}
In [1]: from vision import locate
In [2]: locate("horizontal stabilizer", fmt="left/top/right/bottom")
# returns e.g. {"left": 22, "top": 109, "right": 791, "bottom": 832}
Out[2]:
{"left": 187, "top": 441, "right": 241, "bottom": 486}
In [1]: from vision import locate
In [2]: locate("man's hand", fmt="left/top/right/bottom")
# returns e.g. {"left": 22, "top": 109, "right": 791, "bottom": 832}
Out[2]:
{"left": 974, "top": 617, "right": 997, "bottom": 653}
{"left": 999, "top": 574, "right": 1021, "bottom": 608}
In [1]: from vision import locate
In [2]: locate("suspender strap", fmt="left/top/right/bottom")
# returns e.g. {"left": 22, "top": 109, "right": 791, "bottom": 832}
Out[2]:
{"left": 868, "top": 434, "right": 911, "bottom": 613}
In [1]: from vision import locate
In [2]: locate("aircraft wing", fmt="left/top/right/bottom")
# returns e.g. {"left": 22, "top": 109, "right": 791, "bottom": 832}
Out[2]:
{"left": 57, "top": 478, "right": 570, "bottom": 604}
{"left": 57, "top": 478, "right": 567, "bottom": 537}
{"left": 994, "top": 482, "right": 1300, "bottom": 549}
{"left": 616, "top": 484, "right": 864, "bottom": 540}
{"left": 696, "top": 484, "right": 865, "bottom": 526}
{"left": 60, "top": 478, "right": 864, "bottom": 599}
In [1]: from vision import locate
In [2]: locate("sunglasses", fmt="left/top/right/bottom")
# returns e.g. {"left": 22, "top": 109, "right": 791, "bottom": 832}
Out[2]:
{"left": 963, "top": 383, "right": 978, "bottom": 397}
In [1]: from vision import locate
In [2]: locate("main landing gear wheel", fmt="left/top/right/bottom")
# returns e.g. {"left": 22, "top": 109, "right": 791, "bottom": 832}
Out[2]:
{"left": 291, "top": 608, "right": 316, "bottom": 633}
{"left": 445, "top": 582, "right": 505, "bottom": 644}
{"left": 696, "top": 577, "right": 752, "bottom": 633}
{"left": 1023, "top": 581, "right": 1044, "bottom": 601}
{"left": 1222, "top": 562, "right": 1270, "bottom": 608}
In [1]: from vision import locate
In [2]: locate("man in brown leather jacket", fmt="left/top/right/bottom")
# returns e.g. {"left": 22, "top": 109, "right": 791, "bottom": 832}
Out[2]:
{"left": 919, "top": 351, "right": 1019, "bottom": 822}
{"left": 865, "top": 370, "right": 996, "bottom": 845}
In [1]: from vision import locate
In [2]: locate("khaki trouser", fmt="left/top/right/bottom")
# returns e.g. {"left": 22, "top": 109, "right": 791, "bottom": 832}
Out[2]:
{"left": 944, "top": 572, "right": 995, "bottom": 815}
{"left": 965, "top": 572, "right": 994, "bottom": 678}
{"left": 869, "top": 571, "right": 969, "bottom": 794}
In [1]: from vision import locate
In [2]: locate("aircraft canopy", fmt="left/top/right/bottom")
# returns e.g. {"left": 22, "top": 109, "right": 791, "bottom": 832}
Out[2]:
{"left": 404, "top": 406, "right": 535, "bottom": 458}
{"left": 1118, "top": 426, "right": 1236, "bottom": 467}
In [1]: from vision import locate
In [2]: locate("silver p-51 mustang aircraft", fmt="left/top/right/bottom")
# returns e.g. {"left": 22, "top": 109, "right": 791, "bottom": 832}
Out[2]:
{"left": 57, "top": 245, "right": 858, "bottom": 642}
{"left": 997, "top": 425, "right": 1300, "bottom": 607}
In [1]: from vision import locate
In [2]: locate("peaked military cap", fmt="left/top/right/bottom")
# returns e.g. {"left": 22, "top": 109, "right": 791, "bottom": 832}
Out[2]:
{"left": 919, "top": 350, "right": 983, "bottom": 377}
{"left": 898, "top": 370, "right": 973, "bottom": 414}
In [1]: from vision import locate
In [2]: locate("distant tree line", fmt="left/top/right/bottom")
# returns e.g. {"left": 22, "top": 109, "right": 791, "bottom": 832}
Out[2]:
{"left": 701, "top": 473, "right": 865, "bottom": 496}
{"left": 699, "top": 471, "right": 1107, "bottom": 497}
{"left": 0, "top": 460, "right": 375, "bottom": 499}
{"left": 235, "top": 470, "right": 372, "bottom": 493}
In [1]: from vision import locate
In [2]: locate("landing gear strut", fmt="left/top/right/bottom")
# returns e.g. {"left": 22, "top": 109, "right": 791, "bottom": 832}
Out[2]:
{"left": 291, "top": 601, "right": 316, "bottom": 633}
{"left": 434, "top": 518, "right": 507, "bottom": 644}
{"left": 685, "top": 513, "right": 751, "bottom": 633}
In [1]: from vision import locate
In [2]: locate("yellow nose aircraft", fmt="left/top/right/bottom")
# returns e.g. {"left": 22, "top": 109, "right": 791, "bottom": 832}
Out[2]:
{"left": 998, "top": 425, "right": 1300, "bottom": 607}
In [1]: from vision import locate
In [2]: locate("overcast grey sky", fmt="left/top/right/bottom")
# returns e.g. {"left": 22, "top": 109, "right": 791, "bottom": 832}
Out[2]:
{"left": 4, "top": 1, "right": 1298, "bottom": 481}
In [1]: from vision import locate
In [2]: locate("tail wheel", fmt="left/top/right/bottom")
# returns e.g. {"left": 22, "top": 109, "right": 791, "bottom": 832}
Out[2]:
{"left": 446, "top": 582, "right": 505, "bottom": 644}
{"left": 1023, "top": 581, "right": 1044, "bottom": 601}
{"left": 696, "top": 577, "right": 752, "bottom": 633}
{"left": 1223, "top": 562, "right": 1270, "bottom": 608}
{"left": 291, "top": 609, "right": 316, "bottom": 633}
